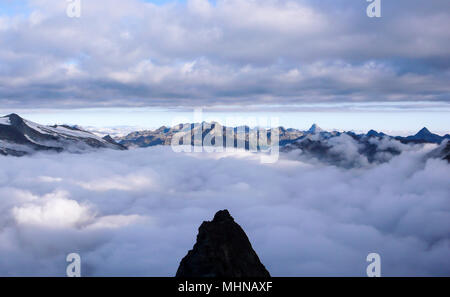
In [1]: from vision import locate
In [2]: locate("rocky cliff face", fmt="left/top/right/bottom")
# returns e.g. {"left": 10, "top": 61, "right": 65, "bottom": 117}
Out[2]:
{"left": 176, "top": 210, "right": 270, "bottom": 278}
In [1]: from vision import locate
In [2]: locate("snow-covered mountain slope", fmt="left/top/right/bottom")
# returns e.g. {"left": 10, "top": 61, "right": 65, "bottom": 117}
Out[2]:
{"left": 0, "top": 114, "right": 126, "bottom": 156}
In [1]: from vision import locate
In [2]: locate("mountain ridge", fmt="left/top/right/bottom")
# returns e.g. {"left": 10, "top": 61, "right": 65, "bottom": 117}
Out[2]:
{"left": 1, "top": 114, "right": 449, "bottom": 160}
{"left": 0, "top": 113, "right": 126, "bottom": 156}
{"left": 116, "top": 122, "right": 449, "bottom": 148}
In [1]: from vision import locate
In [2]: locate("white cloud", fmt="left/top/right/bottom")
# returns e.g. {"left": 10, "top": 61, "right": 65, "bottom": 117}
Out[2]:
{"left": 12, "top": 191, "right": 92, "bottom": 228}
{"left": 76, "top": 174, "right": 156, "bottom": 192}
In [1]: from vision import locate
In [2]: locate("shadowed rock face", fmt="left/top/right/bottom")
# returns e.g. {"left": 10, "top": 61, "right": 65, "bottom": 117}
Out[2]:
{"left": 176, "top": 210, "right": 270, "bottom": 278}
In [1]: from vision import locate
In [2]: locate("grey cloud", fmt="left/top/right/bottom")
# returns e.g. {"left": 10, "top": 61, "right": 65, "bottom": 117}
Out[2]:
{"left": 0, "top": 0, "right": 449, "bottom": 108}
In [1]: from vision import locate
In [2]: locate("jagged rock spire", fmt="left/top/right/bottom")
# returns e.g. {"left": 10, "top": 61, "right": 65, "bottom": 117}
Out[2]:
{"left": 176, "top": 210, "right": 270, "bottom": 277}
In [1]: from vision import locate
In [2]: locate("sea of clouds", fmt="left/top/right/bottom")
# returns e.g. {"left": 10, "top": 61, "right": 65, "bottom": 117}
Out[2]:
{"left": 0, "top": 144, "right": 449, "bottom": 276}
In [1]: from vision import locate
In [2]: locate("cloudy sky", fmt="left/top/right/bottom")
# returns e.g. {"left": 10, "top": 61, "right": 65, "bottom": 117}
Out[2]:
{"left": 0, "top": 0, "right": 449, "bottom": 131}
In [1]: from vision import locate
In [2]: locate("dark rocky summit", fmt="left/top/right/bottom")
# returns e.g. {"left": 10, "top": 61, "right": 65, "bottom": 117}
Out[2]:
{"left": 176, "top": 210, "right": 270, "bottom": 278}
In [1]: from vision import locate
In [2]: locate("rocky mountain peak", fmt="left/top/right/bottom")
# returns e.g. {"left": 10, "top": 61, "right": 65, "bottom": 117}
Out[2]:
{"left": 307, "top": 123, "right": 323, "bottom": 134}
{"left": 212, "top": 209, "right": 234, "bottom": 223}
{"left": 416, "top": 127, "right": 431, "bottom": 136}
{"left": 176, "top": 209, "right": 270, "bottom": 278}
{"left": 3, "top": 113, "right": 24, "bottom": 125}
{"left": 367, "top": 129, "right": 379, "bottom": 136}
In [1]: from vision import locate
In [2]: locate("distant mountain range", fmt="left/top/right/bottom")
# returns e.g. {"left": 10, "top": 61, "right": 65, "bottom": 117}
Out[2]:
{"left": 116, "top": 122, "right": 450, "bottom": 148}
{"left": 0, "top": 114, "right": 449, "bottom": 163}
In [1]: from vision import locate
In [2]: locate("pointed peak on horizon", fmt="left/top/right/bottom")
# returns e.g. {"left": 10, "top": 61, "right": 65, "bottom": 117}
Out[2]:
{"left": 416, "top": 127, "right": 432, "bottom": 136}
{"left": 307, "top": 123, "right": 323, "bottom": 134}
{"left": 102, "top": 134, "right": 114, "bottom": 140}
{"left": 4, "top": 113, "right": 21, "bottom": 118}
{"left": 366, "top": 129, "right": 379, "bottom": 136}
{"left": 1, "top": 113, "right": 25, "bottom": 125}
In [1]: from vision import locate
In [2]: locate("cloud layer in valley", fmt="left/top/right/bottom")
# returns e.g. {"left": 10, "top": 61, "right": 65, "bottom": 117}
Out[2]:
{"left": 0, "top": 0, "right": 449, "bottom": 108}
{"left": 0, "top": 144, "right": 449, "bottom": 276}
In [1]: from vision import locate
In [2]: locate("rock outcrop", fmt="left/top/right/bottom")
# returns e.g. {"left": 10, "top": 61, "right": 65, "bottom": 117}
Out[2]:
{"left": 176, "top": 210, "right": 270, "bottom": 277}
